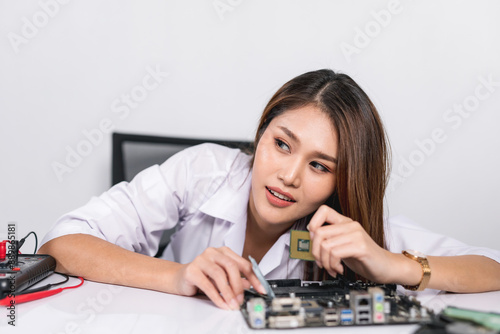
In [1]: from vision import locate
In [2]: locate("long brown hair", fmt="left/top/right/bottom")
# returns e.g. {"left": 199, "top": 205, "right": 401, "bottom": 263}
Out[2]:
{"left": 254, "top": 69, "right": 391, "bottom": 279}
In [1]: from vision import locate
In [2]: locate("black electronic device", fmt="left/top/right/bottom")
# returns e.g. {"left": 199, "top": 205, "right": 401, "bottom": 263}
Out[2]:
{"left": 0, "top": 254, "right": 56, "bottom": 299}
{"left": 241, "top": 277, "right": 435, "bottom": 329}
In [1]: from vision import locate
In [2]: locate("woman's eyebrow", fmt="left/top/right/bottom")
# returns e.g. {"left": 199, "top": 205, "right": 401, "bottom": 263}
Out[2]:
{"left": 278, "top": 126, "right": 298, "bottom": 142}
{"left": 278, "top": 126, "right": 337, "bottom": 164}
{"left": 315, "top": 151, "right": 337, "bottom": 164}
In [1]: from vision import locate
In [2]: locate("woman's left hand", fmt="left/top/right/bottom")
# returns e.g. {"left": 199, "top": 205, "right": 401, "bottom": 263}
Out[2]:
{"left": 307, "top": 205, "right": 397, "bottom": 283}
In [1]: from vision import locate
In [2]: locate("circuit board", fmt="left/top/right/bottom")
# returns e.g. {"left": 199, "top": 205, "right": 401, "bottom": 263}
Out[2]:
{"left": 241, "top": 278, "right": 434, "bottom": 329}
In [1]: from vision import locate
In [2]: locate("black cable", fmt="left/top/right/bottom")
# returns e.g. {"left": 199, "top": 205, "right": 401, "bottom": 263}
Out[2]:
{"left": 49, "top": 273, "right": 70, "bottom": 287}
{"left": 15, "top": 273, "right": 69, "bottom": 296}
{"left": 18, "top": 231, "right": 38, "bottom": 253}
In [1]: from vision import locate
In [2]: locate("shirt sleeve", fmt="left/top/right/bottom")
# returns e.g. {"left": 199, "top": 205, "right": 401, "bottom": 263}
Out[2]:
{"left": 385, "top": 215, "right": 500, "bottom": 263}
{"left": 40, "top": 143, "right": 245, "bottom": 256}
{"left": 40, "top": 146, "right": 196, "bottom": 256}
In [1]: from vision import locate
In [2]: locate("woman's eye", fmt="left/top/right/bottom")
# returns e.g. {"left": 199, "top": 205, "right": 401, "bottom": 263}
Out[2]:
{"left": 310, "top": 161, "right": 328, "bottom": 172}
{"left": 275, "top": 139, "right": 290, "bottom": 152}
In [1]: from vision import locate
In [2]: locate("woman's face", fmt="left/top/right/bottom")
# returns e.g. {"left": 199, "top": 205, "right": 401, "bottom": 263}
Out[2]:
{"left": 249, "top": 105, "right": 338, "bottom": 232}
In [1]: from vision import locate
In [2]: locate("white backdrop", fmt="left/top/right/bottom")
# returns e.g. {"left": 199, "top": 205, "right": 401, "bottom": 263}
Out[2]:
{"left": 1, "top": 0, "right": 499, "bottom": 251}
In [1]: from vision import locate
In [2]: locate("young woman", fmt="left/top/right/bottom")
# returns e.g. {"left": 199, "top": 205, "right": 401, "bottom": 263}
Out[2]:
{"left": 39, "top": 69, "right": 500, "bottom": 310}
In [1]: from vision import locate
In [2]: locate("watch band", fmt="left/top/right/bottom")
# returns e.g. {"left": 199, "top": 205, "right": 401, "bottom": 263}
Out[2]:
{"left": 402, "top": 250, "right": 431, "bottom": 291}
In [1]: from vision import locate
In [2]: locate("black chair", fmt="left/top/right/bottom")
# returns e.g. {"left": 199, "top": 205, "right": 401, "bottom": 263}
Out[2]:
{"left": 111, "top": 132, "right": 253, "bottom": 256}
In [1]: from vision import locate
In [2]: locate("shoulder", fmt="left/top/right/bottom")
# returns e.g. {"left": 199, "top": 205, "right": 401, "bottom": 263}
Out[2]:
{"left": 183, "top": 142, "right": 250, "bottom": 164}
{"left": 384, "top": 216, "right": 500, "bottom": 260}
{"left": 159, "top": 142, "right": 252, "bottom": 180}
{"left": 384, "top": 215, "right": 428, "bottom": 250}
{"left": 161, "top": 143, "right": 253, "bottom": 213}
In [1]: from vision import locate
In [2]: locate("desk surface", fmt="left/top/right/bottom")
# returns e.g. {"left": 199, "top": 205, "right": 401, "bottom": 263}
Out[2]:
{"left": 1, "top": 275, "right": 500, "bottom": 334}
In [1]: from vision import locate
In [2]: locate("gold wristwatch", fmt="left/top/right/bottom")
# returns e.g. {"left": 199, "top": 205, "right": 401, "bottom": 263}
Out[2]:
{"left": 402, "top": 250, "right": 431, "bottom": 291}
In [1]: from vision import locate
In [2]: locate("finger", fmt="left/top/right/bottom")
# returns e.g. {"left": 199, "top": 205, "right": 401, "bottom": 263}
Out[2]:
{"left": 307, "top": 205, "right": 331, "bottom": 234}
{"left": 319, "top": 236, "right": 342, "bottom": 275}
{"left": 219, "top": 248, "right": 267, "bottom": 295}
{"left": 319, "top": 235, "right": 369, "bottom": 279}
{"left": 239, "top": 264, "right": 267, "bottom": 295}
{"left": 323, "top": 239, "right": 366, "bottom": 260}
{"left": 316, "top": 229, "right": 356, "bottom": 274}
{"left": 189, "top": 248, "right": 239, "bottom": 310}
{"left": 308, "top": 206, "right": 353, "bottom": 260}
{"left": 307, "top": 205, "right": 352, "bottom": 234}
{"left": 325, "top": 262, "right": 345, "bottom": 278}
{"left": 212, "top": 253, "right": 245, "bottom": 307}
{"left": 326, "top": 244, "right": 344, "bottom": 277}
{"left": 332, "top": 261, "right": 344, "bottom": 276}
{"left": 204, "top": 254, "right": 252, "bottom": 310}
{"left": 193, "top": 269, "right": 231, "bottom": 310}
{"left": 311, "top": 227, "right": 327, "bottom": 267}
{"left": 324, "top": 259, "right": 344, "bottom": 278}
{"left": 319, "top": 236, "right": 330, "bottom": 271}
{"left": 311, "top": 220, "right": 360, "bottom": 262}
{"left": 314, "top": 221, "right": 362, "bottom": 242}
{"left": 240, "top": 278, "right": 252, "bottom": 290}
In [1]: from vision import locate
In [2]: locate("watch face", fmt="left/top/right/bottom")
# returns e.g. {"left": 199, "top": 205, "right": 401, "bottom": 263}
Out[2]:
{"left": 406, "top": 250, "right": 426, "bottom": 258}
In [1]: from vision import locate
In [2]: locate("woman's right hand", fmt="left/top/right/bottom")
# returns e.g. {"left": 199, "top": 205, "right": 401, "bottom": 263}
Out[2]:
{"left": 173, "top": 246, "right": 266, "bottom": 310}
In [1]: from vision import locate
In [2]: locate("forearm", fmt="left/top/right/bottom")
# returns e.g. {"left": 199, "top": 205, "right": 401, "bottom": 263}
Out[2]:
{"left": 426, "top": 255, "right": 500, "bottom": 292}
{"left": 392, "top": 253, "right": 500, "bottom": 293}
{"left": 38, "top": 234, "right": 184, "bottom": 294}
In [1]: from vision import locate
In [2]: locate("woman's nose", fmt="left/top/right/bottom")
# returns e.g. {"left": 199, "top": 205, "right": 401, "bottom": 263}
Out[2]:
{"left": 278, "top": 161, "right": 302, "bottom": 188}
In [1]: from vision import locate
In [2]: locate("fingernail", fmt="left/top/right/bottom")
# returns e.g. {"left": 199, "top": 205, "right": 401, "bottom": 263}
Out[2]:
{"left": 230, "top": 298, "right": 240, "bottom": 310}
{"left": 253, "top": 283, "right": 264, "bottom": 294}
{"left": 315, "top": 260, "right": 322, "bottom": 268}
{"left": 237, "top": 294, "right": 244, "bottom": 304}
{"left": 309, "top": 231, "right": 315, "bottom": 239}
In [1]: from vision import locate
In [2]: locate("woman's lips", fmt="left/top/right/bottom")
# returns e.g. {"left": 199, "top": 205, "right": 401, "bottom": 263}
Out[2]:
{"left": 265, "top": 186, "right": 296, "bottom": 208}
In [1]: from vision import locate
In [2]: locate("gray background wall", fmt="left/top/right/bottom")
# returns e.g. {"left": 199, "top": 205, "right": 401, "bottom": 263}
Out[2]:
{"left": 1, "top": 0, "right": 499, "bottom": 251}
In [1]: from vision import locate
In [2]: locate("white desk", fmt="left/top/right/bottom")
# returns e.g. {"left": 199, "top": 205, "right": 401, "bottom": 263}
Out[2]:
{"left": 1, "top": 275, "right": 499, "bottom": 334}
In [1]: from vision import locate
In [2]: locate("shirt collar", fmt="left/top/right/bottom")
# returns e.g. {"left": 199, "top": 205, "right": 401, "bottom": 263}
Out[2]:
{"left": 199, "top": 170, "right": 251, "bottom": 257}
{"left": 199, "top": 170, "right": 252, "bottom": 225}
{"left": 258, "top": 230, "right": 291, "bottom": 276}
{"left": 198, "top": 170, "right": 292, "bottom": 276}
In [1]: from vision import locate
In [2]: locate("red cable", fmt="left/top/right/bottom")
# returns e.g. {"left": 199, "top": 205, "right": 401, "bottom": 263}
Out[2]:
{"left": 0, "top": 240, "right": 6, "bottom": 260}
{"left": 0, "top": 277, "right": 84, "bottom": 306}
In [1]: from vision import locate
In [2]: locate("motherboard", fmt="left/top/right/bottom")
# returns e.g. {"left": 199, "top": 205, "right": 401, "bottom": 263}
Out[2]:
{"left": 241, "top": 277, "right": 434, "bottom": 329}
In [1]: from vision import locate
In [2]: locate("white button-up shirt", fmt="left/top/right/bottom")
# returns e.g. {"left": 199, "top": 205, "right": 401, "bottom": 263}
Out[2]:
{"left": 41, "top": 144, "right": 500, "bottom": 279}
